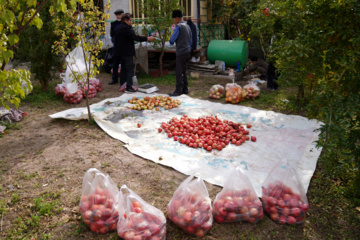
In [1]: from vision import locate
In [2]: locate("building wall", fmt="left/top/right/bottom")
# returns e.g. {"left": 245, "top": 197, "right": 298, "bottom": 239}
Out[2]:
{"left": 199, "top": 0, "right": 207, "bottom": 23}
{"left": 108, "top": 0, "right": 200, "bottom": 21}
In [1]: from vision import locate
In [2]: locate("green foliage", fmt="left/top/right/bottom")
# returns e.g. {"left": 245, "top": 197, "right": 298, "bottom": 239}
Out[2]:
{"left": 250, "top": 0, "right": 360, "bottom": 200}
{"left": 136, "top": 0, "right": 180, "bottom": 76}
{"left": 0, "top": 69, "right": 32, "bottom": 109}
{"left": 15, "top": 2, "right": 66, "bottom": 91}
{"left": 52, "top": 0, "right": 111, "bottom": 121}
{"left": 0, "top": 0, "right": 79, "bottom": 109}
{"left": 209, "top": 0, "right": 259, "bottom": 40}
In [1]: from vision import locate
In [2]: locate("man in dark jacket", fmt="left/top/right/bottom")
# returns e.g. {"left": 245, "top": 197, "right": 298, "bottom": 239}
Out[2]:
{"left": 113, "top": 13, "right": 155, "bottom": 92}
{"left": 110, "top": 9, "right": 124, "bottom": 43}
{"left": 169, "top": 10, "right": 192, "bottom": 96}
{"left": 108, "top": 9, "right": 124, "bottom": 85}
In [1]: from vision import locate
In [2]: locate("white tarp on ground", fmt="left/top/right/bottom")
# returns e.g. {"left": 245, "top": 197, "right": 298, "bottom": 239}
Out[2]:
{"left": 49, "top": 93, "right": 323, "bottom": 197}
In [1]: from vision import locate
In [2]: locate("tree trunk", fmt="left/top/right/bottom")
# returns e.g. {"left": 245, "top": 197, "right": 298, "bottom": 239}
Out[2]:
{"left": 40, "top": 79, "right": 48, "bottom": 92}
{"left": 85, "top": 78, "right": 91, "bottom": 122}
{"left": 159, "top": 40, "right": 166, "bottom": 77}
{"left": 297, "top": 83, "right": 305, "bottom": 100}
{"left": 159, "top": 49, "right": 165, "bottom": 77}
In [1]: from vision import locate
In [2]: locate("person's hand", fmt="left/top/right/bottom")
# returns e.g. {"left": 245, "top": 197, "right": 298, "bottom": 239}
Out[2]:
{"left": 147, "top": 36, "right": 156, "bottom": 42}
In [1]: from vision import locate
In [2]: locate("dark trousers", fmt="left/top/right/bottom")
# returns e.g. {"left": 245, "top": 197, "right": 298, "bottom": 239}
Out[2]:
{"left": 112, "top": 56, "right": 120, "bottom": 82}
{"left": 175, "top": 52, "right": 191, "bottom": 94}
{"left": 266, "top": 62, "right": 279, "bottom": 90}
{"left": 120, "top": 55, "right": 134, "bottom": 89}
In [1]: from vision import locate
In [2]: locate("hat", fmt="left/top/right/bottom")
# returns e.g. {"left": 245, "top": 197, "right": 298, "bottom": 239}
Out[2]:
{"left": 172, "top": 10, "right": 183, "bottom": 18}
{"left": 114, "top": 9, "right": 124, "bottom": 15}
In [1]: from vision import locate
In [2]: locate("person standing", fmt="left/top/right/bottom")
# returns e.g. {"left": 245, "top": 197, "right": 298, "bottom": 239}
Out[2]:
{"left": 169, "top": 10, "right": 192, "bottom": 96}
{"left": 109, "top": 9, "right": 124, "bottom": 85}
{"left": 114, "top": 13, "right": 155, "bottom": 92}
{"left": 266, "top": 62, "right": 279, "bottom": 90}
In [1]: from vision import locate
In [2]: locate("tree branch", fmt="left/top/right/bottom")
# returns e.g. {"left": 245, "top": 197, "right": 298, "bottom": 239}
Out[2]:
{"left": 11, "top": 0, "right": 21, "bottom": 13}
{"left": 16, "top": 0, "right": 50, "bottom": 35}
{"left": 18, "top": 4, "right": 28, "bottom": 29}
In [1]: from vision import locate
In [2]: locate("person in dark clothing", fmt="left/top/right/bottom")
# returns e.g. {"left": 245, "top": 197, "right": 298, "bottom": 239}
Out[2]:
{"left": 266, "top": 62, "right": 279, "bottom": 90}
{"left": 109, "top": 9, "right": 124, "bottom": 85}
{"left": 186, "top": 19, "right": 197, "bottom": 52}
{"left": 169, "top": 10, "right": 192, "bottom": 96}
{"left": 113, "top": 13, "right": 155, "bottom": 92}
{"left": 110, "top": 9, "right": 124, "bottom": 43}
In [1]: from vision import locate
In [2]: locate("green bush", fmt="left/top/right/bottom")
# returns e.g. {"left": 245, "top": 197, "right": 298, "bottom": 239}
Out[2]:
{"left": 250, "top": 0, "right": 360, "bottom": 201}
{"left": 15, "top": 2, "right": 69, "bottom": 91}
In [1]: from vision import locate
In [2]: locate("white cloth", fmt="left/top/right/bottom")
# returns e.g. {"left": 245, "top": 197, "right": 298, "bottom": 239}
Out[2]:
{"left": 49, "top": 94, "right": 323, "bottom": 197}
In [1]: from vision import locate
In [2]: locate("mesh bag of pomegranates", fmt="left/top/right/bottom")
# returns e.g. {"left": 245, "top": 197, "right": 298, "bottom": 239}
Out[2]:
{"left": 117, "top": 185, "right": 166, "bottom": 240}
{"left": 63, "top": 82, "right": 83, "bottom": 104}
{"left": 54, "top": 84, "right": 67, "bottom": 97}
{"left": 209, "top": 84, "right": 225, "bottom": 100}
{"left": 225, "top": 84, "right": 246, "bottom": 103}
{"left": 243, "top": 82, "right": 260, "bottom": 99}
{"left": 80, "top": 83, "right": 97, "bottom": 98}
{"left": 224, "top": 82, "right": 241, "bottom": 92}
{"left": 119, "top": 83, "right": 139, "bottom": 92}
{"left": 261, "top": 161, "right": 309, "bottom": 225}
{"left": 167, "top": 175, "right": 213, "bottom": 237}
{"left": 79, "top": 168, "right": 120, "bottom": 234}
{"left": 213, "top": 167, "right": 264, "bottom": 224}
{"left": 89, "top": 78, "right": 103, "bottom": 92}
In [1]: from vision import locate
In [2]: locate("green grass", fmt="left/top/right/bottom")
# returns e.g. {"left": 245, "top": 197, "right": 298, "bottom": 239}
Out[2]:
{"left": 240, "top": 88, "right": 305, "bottom": 115}
{"left": 5, "top": 192, "right": 62, "bottom": 239}
{"left": 21, "top": 81, "right": 61, "bottom": 108}
{"left": 137, "top": 74, "right": 197, "bottom": 86}
{"left": 137, "top": 74, "right": 176, "bottom": 85}
{"left": 0, "top": 120, "right": 22, "bottom": 137}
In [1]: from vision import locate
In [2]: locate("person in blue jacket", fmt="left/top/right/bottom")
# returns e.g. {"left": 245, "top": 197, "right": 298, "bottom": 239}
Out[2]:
{"left": 113, "top": 13, "right": 155, "bottom": 92}
{"left": 169, "top": 10, "right": 192, "bottom": 96}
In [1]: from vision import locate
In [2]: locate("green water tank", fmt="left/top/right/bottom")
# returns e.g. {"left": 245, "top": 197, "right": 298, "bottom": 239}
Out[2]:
{"left": 207, "top": 39, "right": 249, "bottom": 70}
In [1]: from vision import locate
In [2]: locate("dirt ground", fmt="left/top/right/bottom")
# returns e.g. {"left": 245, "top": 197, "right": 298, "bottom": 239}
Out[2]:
{"left": 0, "top": 72, "right": 357, "bottom": 239}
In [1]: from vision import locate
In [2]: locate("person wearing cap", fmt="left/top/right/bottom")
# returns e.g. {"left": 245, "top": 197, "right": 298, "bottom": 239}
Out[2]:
{"left": 113, "top": 13, "right": 155, "bottom": 92}
{"left": 109, "top": 9, "right": 124, "bottom": 85}
{"left": 111, "top": 9, "right": 124, "bottom": 42}
{"left": 169, "top": 10, "right": 192, "bottom": 96}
